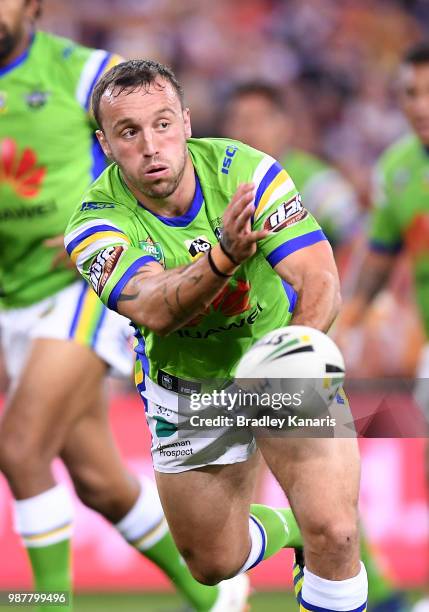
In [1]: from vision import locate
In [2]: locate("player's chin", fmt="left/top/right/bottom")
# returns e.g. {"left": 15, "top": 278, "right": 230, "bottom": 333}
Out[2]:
{"left": 142, "top": 180, "right": 177, "bottom": 200}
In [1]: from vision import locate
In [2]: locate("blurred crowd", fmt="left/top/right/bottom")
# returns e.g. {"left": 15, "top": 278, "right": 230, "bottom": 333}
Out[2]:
{"left": 40, "top": 0, "right": 428, "bottom": 204}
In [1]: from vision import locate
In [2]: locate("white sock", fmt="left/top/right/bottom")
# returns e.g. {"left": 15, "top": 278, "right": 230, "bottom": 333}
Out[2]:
{"left": 115, "top": 475, "right": 168, "bottom": 551}
{"left": 301, "top": 562, "right": 368, "bottom": 611}
{"left": 14, "top": 484, "right": 73, "bottom": 548}
{"left": 237, "top": 514, "right": 267, "bottom": 574}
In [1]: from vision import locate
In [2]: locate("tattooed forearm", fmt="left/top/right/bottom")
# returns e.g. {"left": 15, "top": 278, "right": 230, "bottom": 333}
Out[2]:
{"left": 117, "top": 269, "right": 148, "bottom": 302}
{"left": 115, "top": 250, "right": 230, "bottom": 332}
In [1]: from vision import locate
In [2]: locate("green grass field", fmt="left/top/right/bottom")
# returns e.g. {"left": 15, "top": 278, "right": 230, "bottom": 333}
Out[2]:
{"left": 73, "top": 591, "right": 297, "bottom": 611}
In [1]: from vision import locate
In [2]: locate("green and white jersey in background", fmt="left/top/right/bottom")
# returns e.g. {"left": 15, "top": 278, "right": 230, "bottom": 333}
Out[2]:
{"left": 66, "top": 138, "right": 326, "bottom": 398}
{"left": 369, "top": 133, "right": 429, "bottom": 337}
{"left": 0, "top": 30, "right": 121, "bottom": 308}
{"left": 282, "top": 149, "right": 360, "bottom": 246}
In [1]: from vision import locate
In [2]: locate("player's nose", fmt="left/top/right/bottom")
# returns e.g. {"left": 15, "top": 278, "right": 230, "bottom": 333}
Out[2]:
{"left": 140, "top": 129, "right": 158, "bottom": 157}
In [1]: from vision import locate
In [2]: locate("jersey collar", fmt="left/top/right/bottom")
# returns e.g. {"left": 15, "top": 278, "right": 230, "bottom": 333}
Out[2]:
{"left": 0, "top": 32, "right": 35, "bottom": 78}
{"left": 137, "top": 171, "right": 204, "bottom": 227}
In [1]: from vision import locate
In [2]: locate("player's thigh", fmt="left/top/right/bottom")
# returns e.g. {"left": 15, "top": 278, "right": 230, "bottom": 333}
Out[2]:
{"left": 60, "top": 387, "right": 139, "bottom": 516}
{"left": 0, "top": 337, "right": 106, "bottom": 457}
{"left": 155, "top": 453, "right": 259, "bottom": 557}
{"left": 257, "top": 436, "right": 361, "bottom": 531}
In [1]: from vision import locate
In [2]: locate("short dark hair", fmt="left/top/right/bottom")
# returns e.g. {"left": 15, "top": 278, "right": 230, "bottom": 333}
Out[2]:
{"left": 226, "top": 80, "right": 285, "bottom": 112}
{"left": 92, "top": 59, "right": 185, "bottom": 129}
{"left": 403, "top": 41, "right": 429, "bottom": 66}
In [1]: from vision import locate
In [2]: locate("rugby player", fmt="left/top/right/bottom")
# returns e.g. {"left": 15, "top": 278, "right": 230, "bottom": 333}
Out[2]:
{"left": 336, "top": 41, "right": 429, "bottom": 612}
{"left": 66, "top": 59, "right": 369, "bottom": 612}
{"left": 0, "top": 2, "right": 263, "bottom": 610}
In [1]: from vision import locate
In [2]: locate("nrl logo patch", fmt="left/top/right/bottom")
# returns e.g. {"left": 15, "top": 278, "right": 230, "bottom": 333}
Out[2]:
{"left": 264, "top": 194, "right": 308, "bottom": 232}
{"left": 139, "top": 237, "right": 165, "bottom": 265}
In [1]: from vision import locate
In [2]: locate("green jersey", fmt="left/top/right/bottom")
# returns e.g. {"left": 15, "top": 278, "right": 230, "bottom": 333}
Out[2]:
{"left": 369, "top": 133, "right": 429, "bottom": 336}
{"left": 282, "top": 149, "right": 360, "bottom": 246}
{"left": 0, "top": 31, "right": 121, "bottom": 308}
{"left": 65, "top": 138, "right": 326, "bottom": 395}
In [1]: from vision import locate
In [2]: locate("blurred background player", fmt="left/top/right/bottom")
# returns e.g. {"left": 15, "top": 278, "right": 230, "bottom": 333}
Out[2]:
{"left": 335, "top": 41, "right": 429, "bottom": 612}
{"left": 221, "top": 79, "right": 410, "bottom": 612}
{"left": 221, "top": 81, "right": 361, "bottom": 255}
{"left": 0, "top": 2, "right": 241, "bottom": 610}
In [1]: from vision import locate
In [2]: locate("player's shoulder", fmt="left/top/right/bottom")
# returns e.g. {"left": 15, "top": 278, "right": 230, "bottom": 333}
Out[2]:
{"left": 68, "top": 164, "right": 135, "bottom": 229}
{"left": 35, "top": 30, "right": 95, "bottom": 65}
{"left": 377, "top": 132, "right": 421, "bottom": 173}
{"left": 285, "top": 148, "right": 327, "bottom": 170}
{"left": 84, "top": 163, "right": 134, "bottom": 208}
{"left": 187, "top": 137, "right": 276, "bottom": 189}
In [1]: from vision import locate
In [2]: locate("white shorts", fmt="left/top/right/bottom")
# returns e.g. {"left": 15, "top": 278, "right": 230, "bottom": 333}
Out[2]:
{"left": 141, "top": 377, "right": 351, "bottom": 473}
{"left": 0, "top": 280, "right": 134, "bottom": 381}
{"left": 146, "top": 398, "right": 257, "bottom": 474}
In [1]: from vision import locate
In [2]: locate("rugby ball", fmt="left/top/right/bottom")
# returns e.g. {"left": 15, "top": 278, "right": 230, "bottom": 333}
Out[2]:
{"left": 234, "top": 326, "right": 345, "bottom": 418}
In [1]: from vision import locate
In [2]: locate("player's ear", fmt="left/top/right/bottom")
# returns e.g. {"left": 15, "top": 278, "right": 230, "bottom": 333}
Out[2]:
{"left": 183, "top": 108, "right": 192, "bottom": 139}
{"left": 96, "top": 129, "right": 112, "bottom": 159}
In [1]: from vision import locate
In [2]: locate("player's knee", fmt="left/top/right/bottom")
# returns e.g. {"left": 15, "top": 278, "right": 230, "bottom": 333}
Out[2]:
{"left": 0, "top": 426, "right": 47, "bottom": 480}
{"left": 71, "top": 466, "right": 125, "bottom": 516}
{"left": 304, "top": 514, "right": 359, "bottom": 559}
{"left": 181, "top": 548, "right": 244, "bottom": 585}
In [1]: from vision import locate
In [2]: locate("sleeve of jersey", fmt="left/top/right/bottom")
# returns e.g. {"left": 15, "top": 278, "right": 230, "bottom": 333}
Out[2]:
{"left": 251, "top": 155, "right": 327, "bottom": 267}
{"left": 368, "top": 165, "right": 402, "bottom": 254}
{"left": 64, "top": 217, "right": 157, "bottom": 312}
{"left": 75, "top": 49, "right": 124, "bottom": 112}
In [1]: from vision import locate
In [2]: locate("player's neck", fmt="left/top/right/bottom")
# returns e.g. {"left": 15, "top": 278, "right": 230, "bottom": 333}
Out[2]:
{"left": 0, "top": 29, "right": 33, "bottom": 68}
{"left": 132, "top": 156, "right": 197, "bottom": 217}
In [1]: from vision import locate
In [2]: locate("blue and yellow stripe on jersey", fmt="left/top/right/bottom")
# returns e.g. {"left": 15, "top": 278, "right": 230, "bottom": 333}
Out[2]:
{"left": 252, "top": 157, "right": 295, "bottom": 222}
{"left": 76, "top": 49, "right": 123, "bottom": 111}
{"left": 65, "top": 219, "right": 130, "bottom": 268}
{"left": 133, "top": 329, "right": 150, "bottom": 410}
{"left": 68, "top": 280, "right": 106, "bottom": 347}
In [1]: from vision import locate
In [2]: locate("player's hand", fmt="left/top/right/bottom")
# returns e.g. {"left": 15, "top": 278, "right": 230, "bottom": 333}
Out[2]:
{"left": 44, "top": 235, "right": 76, "bottom": 270}
{"left": 221, "top": 183, "right": 269, "bottom": 264}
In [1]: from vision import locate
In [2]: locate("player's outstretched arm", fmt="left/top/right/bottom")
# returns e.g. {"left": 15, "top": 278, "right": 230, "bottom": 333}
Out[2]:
{"left": 335, "top": 248, "right": 396, "bottom": 331}
{"left": 117, "top": 183, "right": 268, "bottom": 334}
{"left": 274, "top": 240, "right": 341, "bottom": 332}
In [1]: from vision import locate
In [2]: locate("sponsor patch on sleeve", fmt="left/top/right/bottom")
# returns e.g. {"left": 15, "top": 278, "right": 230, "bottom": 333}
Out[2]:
{"left": 263, "top": 194, "right": 308, "bottom": 232}
{"left": 89, "top": 245, "right": 125, "bottom": 296}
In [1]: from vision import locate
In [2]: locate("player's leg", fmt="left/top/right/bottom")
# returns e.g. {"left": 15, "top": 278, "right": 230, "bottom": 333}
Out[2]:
{"left": 154, "top": 453, "right": 302, "bottom": 587}
{"left": 0, "top": 282, "right": 221, "bottom": 612}
{"left": 258, "top": 435, "right": 367, "bottom": 612}
{"left": 60, "top": 391, "right": 225, "bottom": 612}
{"left": 0, "top": 336, "right": 106, "bottom": 608}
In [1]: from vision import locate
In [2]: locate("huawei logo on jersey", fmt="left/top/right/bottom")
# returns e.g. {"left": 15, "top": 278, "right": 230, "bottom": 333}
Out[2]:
{"left": 0, "top": 138, "right": 46, "bottom": 198}
{"left": 404, "top": 214, "right": 429, "bottom": 257}
{"left": 187, "top": 279, "right": 251, "bottom": 326}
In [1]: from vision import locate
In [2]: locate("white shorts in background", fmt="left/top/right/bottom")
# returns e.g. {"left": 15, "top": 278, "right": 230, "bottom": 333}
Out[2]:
{"left": 414, "top": 342, "right": 429, "bottom": 419}
{"left": 0, "top": 279, "right": 134, "bottom": 381}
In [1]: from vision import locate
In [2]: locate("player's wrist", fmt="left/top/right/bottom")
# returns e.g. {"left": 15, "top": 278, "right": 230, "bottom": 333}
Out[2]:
{"left": 209, "top": 245, "right": 238, "bottom": 277}
{"left": 219, "top": 238, "right": 241, "bottom": 266}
